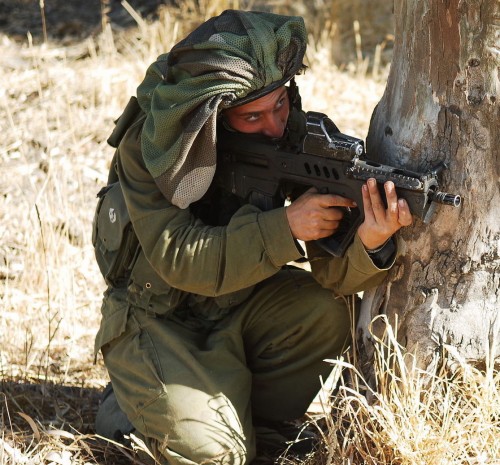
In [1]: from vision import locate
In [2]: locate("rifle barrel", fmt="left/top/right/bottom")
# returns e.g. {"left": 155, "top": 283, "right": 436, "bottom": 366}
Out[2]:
{"left": 430, "top": 191, "right": 462, "bottom": 207}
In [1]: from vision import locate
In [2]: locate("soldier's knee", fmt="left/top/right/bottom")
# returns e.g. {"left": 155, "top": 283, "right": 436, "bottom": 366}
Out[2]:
{"left": 149, "top": 428, "right": 253, "bottom": 465}
{"left": 138, "top": 393, "right": 255, "bottom": 465}
{"left": 306, "top": 292, "right": 358, "bottom": 350}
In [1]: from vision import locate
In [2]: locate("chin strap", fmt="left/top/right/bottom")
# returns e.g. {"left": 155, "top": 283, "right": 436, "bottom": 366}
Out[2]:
{"left": 287, "top": 77, "right": 303, "bottom": 112}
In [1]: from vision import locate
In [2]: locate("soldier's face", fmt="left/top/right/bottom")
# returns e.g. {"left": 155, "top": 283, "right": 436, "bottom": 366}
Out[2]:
{"left": 223, "top": 86, "right": 290, "bottom": 138}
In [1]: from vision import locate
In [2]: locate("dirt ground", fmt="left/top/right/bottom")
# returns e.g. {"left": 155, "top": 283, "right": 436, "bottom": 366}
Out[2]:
{"left": 0, "top": 0, "right": 168, "bottom": 42}
{"left": 1, "top": 0, "right": 394, "bottom": 70}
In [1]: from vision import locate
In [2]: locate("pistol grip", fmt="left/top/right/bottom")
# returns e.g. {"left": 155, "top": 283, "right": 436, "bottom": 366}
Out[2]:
{"left": 315, "top": 213, "right": 363, "bottom": 257}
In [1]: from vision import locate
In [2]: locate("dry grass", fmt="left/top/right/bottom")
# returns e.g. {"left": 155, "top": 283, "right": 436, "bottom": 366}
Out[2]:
{"left": 312, "top": 317, "right": 500, "bottom": 465}
{"left": 1, "top": 2, "right": 497, "bottom": 464}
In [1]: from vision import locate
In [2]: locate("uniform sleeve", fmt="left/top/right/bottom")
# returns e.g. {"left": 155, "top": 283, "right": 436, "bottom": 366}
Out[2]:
{"left": 307, "top": 233, "right": 399, "bottom": 296}
{"left": 116, "top": 120, "right": 303, "bottom": 297}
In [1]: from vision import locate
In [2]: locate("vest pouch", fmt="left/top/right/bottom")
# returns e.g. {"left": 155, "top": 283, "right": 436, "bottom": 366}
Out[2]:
{"left": 92, "top": 182, "right": 140, "bottom": 287}
{"left": 107, "top": 96, "right": 142, "bottom": 148}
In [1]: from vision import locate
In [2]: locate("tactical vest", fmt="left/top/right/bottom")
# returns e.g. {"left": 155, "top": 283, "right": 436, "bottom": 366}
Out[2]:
{"left": 92, "top": 97, "right": 142, "bottom": 288}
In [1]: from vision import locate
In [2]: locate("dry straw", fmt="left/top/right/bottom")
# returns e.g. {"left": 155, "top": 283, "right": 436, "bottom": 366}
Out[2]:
{"left": 317, "top": 316, "right": 500, "bottom": 465}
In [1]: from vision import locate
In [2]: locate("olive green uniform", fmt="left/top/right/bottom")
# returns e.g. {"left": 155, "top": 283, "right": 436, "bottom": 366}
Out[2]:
{"left": 94, "top": 110, "right": 397, "bottom": 464}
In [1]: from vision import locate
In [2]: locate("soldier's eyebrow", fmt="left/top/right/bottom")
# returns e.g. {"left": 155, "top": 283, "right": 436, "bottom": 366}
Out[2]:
{"left": 235, "top": 88, "right": 288, "bottom": 116}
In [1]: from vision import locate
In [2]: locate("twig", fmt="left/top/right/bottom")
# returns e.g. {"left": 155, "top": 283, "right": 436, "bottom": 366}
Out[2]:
{"left": 100, "top": 0, "right": 111, "bottom": 33}
{"left": 121, "top": 0, "right": 147, "bottom": 30}
{"left": 39, "top": 0, "right": 48, "bottom": 43}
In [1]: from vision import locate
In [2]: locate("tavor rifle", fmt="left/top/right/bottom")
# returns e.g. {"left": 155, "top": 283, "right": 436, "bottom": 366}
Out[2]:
{"left": 216, "top": 111, "right": 461, "bottom": 257}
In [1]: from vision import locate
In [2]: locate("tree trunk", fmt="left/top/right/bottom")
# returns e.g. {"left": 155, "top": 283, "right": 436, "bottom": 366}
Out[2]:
{"left": 359, "top": 0, "right": 500, "bottom": 369}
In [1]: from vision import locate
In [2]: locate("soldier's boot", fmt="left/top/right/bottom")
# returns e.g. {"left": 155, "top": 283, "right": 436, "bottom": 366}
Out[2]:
{"left": 95, "top": 382, "right": 135, "bottom": 445}
{"left": 254, "top": 418, "right": 319, "bottom": 458}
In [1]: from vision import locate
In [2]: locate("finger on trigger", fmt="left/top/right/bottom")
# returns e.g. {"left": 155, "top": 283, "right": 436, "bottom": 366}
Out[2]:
{"left": 325, "top": 194, "right": 357, "bottom": 208}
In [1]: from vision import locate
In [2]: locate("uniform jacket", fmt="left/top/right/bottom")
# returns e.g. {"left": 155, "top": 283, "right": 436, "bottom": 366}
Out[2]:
{"left": 94, "top": 106, "right": 397, "bottom": 357}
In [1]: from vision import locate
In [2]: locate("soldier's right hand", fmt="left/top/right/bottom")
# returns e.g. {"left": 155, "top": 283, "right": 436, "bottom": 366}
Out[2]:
{"left": 285, "top": 188, "right": 357, "bottom": 242}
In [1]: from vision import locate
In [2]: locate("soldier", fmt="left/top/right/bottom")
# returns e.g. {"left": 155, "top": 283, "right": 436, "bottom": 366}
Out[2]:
{"left": 93, "top": 9, "right": 411, "bottom": 465}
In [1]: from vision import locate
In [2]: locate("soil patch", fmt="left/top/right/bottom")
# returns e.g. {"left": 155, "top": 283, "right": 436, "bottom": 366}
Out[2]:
{"left": 0, "top": 0, "right": 167, "bottom": 43}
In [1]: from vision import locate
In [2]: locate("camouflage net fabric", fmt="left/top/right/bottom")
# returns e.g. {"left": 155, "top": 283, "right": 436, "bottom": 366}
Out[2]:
{"left": 136, "top": 9, "right": 307, "bottom": 208}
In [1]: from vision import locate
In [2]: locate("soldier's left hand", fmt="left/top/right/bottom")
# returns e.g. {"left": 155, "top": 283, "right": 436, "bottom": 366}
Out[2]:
{"left": 357, "top": 178, "right": 412, "bottom": 250}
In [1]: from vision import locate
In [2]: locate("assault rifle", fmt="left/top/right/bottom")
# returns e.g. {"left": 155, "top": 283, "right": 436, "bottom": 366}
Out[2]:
{"left": 215, "top": 111, "right": 461, "bottom": 257}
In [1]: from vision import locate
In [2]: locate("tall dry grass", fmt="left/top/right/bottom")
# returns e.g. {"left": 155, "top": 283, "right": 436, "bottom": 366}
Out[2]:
{"left": 314, "top": 317, "right": 500, "bottom": 465}
{"left": 1, "top": 2, "right": 498, "bottom": 464}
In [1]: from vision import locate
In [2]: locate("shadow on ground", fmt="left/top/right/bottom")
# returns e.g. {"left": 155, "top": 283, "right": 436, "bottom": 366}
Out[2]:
{"left": 1, "top": 379, "right": 100, "bottom": 432}
{"left": 0, "top": 378, "right": 134, "bottom": 464}
{"left": 0, "top": 0, "right": 169, "bottom": 43}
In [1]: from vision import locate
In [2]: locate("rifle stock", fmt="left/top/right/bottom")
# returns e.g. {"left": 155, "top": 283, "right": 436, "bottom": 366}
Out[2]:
{"left": 216, "top": 111, "right": 461, "bottom": 257}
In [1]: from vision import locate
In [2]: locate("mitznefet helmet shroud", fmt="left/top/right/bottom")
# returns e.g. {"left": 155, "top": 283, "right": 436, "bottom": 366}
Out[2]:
{"left": 136, "top": 9, "right": 307, "bottom": 209}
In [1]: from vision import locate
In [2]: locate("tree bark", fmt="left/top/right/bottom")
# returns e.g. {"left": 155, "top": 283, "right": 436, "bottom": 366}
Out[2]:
{"left": 359, "top": 0, "right": 500, "bottom": 369}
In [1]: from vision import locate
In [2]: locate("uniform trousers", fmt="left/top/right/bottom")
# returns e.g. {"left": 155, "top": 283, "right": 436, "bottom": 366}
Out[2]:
{"left": 102, "top": 268, "right": 355, "bottom": 464}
